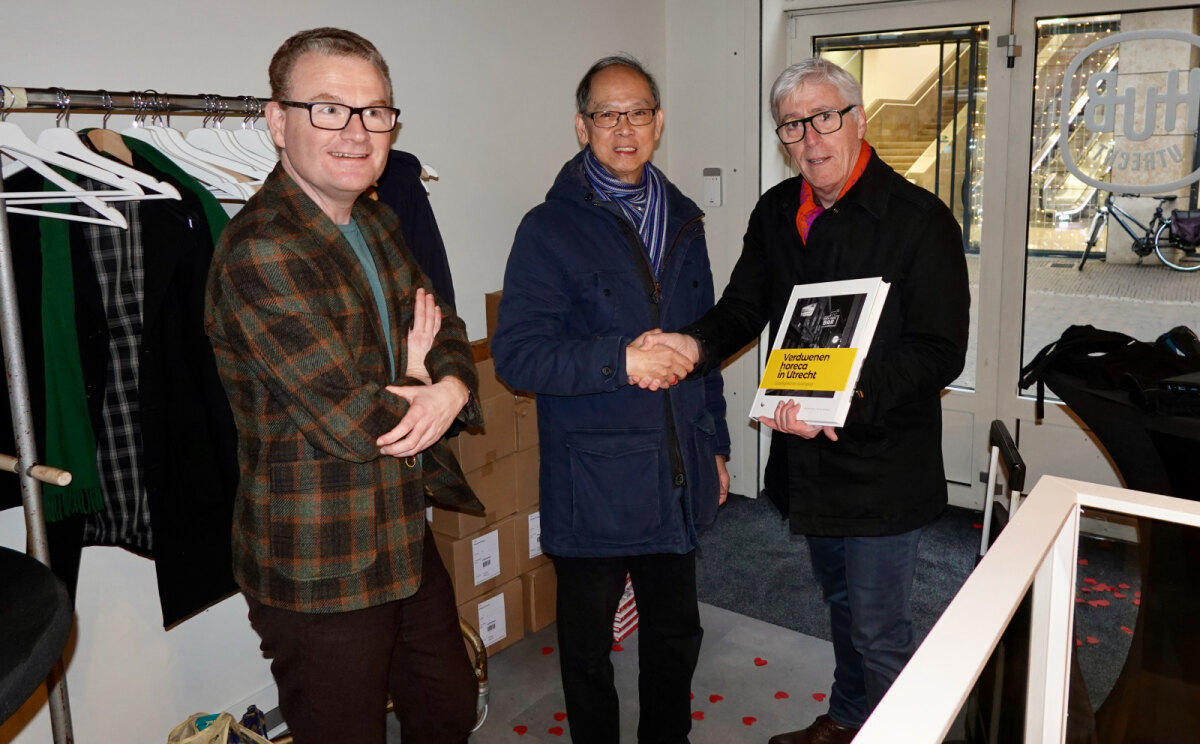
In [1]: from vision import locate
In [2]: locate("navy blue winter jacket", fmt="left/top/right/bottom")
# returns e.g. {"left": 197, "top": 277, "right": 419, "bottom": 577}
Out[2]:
{"left": 492, "top": 150, "right": 731, "bottom": 557}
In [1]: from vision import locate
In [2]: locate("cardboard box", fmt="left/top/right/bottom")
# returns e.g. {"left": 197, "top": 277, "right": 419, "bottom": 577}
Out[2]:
{"left": 514, "top": 506, "right": 550, "bottom": 574}
{"left": 485, "top": 291, "right": 503, "bottom": 340}
{"left": 514, "top": 393, "right": 538, "bottom": 451}
{"left": 434, "top": 517, "right": 520, "bottom": 605}
{"left": 474, "top": 356, "right": 511, "bottom": 402}
{"left": 459, "top": 577, "right": 524, "bottom": 655}
{"left": 521, "top": 563, "right": 557, "bottom": 633}
{"left": 453, "top": 393, "right": 517, "bottom": 473}
{"left": 514, "top": 447, "right": 540, "bottom": 512}
{"left": 428, "top": 454, "right": 518, "bottom": 538}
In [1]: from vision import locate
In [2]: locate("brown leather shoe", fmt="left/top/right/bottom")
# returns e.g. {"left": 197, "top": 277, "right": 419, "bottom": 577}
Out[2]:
{"left": 767, "top": 714, "right": 860, "bottom": 744}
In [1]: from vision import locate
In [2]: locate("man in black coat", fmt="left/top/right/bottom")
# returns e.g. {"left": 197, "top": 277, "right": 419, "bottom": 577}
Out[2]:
{"left": 646, "top": 57, "right": 969, "bottom": 744}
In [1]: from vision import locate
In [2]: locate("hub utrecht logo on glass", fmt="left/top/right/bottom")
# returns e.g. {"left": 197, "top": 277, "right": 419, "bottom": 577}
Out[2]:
{"left": 1061, "top": 30, "right": 1200, "bottom": 194}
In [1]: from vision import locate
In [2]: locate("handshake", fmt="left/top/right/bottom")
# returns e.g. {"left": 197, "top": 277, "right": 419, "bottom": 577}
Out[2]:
{"left": 626, "top": 330, "right": 701, "bottom": 391}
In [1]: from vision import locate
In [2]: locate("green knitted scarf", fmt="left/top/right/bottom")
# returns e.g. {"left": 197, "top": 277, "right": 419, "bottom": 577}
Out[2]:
{"left": 39, "top": 182, "right": 103, "bottom": 521}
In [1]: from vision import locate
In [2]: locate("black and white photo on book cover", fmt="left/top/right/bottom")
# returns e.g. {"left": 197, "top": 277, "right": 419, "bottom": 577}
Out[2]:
{"left": 749, "top": 277, "right": 889, "bottom": 427}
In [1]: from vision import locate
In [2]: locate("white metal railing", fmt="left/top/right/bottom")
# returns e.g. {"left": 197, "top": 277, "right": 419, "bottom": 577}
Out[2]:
{"left": 855, "top": 475, "right": 1200, "bottom": 744}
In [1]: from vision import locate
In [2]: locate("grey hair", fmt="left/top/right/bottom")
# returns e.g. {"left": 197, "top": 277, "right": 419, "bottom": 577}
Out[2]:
{"left": 769, "top": 57, "right": 863, "bottom": 125}
{"left": 576, "top": 54, "right": 661, "bottom": 115}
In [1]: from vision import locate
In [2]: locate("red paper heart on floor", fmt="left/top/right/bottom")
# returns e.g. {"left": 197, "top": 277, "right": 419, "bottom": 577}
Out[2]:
{"left": 1135, "top": 592, "right": 1141, "bottom": 598}
{"left": 709, "top": 694, "right": 723, "bottom": 703}
{"left": 690, "top": 692, "right": 695, "bottom": 700}
{"left": 1080, "top": 587, "right": 1092, "bottom": 593}
{"left": 1118, "top": 583, "right": 1131, "bottom": 589}
{"left": 612, "top": 644, "right": 623, "bottom": 652}
{"left": 513, "top": 725, "right": 528, "bottom": 735}
{"left": 1076, "top": 639, "right": 1083, "bottom": 647}
{"left": 972, "top": 523, "right": 982, "bottom": 529}
{"left": 1134, "top": 599, "right": 1141, "bottom": 606}
{"left": 1075, "top": 598, "right": 1084, "bottom": 604}
{"left": 554, "top": 712, "right": 567, "bottom": 722}
{"left": 775, "top": 691, "right": 790, "bottom": 699}
{"left": 743, "top": 717, "right": 758, "bottom": 726}
{"left": 691, "top": 711, "right": 704, "bottom": 720}
{"left": 1079, "top": 559, "right": 1089, "bottom": 566}
{"left": 1086, "top": 636, "right": 1099, "bottom": 645}
{"left": 1121, "top": 626, "right": 1133, "bottom": 634}
{"left": 754, "top": 657, "right": 768, "bottom": 666}
{"left": 813, "top": 692, "right": 827, "bottom": 702}
{"left": 1113, "top": 593, "right": 1126, "bottom": 599}
{"left": 548, "top": 726, "right": 563, "bottom": 736}
{"left": 1091, "top": 599, "right": 1110, "bottom": 607}
{"left": 1083, "top": 577, "right": 1096, "bottom": 584}
{"left": 542, "top": 647, "right": 554, "bottom": 655}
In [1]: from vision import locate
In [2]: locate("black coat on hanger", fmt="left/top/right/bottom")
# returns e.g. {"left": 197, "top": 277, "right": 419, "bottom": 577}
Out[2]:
{"left": 0, "top": 152, "right": 239, "bottom": 628}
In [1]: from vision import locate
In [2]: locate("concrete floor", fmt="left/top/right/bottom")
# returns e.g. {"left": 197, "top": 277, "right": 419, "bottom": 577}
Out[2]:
{"left": 400, "top": 604, "right": 839, "bottom": 744}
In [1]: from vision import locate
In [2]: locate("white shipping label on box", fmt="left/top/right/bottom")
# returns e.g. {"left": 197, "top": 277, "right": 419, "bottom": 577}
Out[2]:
{"left": 527, "top": 511, "right": 543, "bottom": 559}
{"left": 471, "top": 530, "right": 502, "bottom": 585}
{"left": 425, "top": 506, "right": 433, "bottom": 522}
{"left": 477, "top": 593, "right": 508, "bottom": 647}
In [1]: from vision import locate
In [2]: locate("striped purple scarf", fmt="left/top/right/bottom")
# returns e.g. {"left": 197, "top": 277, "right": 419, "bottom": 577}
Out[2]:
{"left": 582, "top": 146, "right": 668, "bottom": 278}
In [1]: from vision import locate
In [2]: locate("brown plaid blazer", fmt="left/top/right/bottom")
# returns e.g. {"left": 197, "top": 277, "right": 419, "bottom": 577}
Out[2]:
{"left": 204, "top": 165, "right": 483, "bottom": 613}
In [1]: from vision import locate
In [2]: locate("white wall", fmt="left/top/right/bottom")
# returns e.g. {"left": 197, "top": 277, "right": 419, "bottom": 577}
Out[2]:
{"left": 665, "top": 0, "right": 762, "bottom": 498}
{"left": 0, "top": 2, "right": 762, "bottom": 743}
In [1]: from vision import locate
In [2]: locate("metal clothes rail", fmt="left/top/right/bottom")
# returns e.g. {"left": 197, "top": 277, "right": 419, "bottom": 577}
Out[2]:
{"left": 1, "top": 85, "right": 268, "bottom": 120}
{"left": 0, "top": 83, "right": 265, "bottom": 744}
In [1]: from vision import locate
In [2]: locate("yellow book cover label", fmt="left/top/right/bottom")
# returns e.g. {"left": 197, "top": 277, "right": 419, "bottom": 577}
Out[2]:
{"left": 759, "top": 348, "right": 858, "bottom": 392}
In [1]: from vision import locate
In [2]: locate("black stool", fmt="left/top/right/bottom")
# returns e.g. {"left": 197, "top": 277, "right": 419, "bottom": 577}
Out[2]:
{"left": 0, "top": 546, "right": 72, "bottom": 723}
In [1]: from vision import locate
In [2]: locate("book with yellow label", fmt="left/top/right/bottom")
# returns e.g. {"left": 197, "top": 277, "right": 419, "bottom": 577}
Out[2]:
{"left": 749, "top": 277, "right": 889, "bottom": 427}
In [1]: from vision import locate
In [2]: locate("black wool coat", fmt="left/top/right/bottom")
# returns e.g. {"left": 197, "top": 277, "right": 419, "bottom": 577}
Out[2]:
{"left": 687, "top": 153, "right": 969, "bottom": 536}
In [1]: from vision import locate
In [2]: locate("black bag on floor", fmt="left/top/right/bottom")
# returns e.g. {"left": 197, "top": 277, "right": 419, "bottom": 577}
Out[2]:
{"left": 1019, "top": 325, "right": 1200, "bottom": 419}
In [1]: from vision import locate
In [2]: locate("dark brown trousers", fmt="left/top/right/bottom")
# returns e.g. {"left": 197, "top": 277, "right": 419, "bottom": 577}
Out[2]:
{"left": 246, "top": 531, "right": 476, "bottom": 744}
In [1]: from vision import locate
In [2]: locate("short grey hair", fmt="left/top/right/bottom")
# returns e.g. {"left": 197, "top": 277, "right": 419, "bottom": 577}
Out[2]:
{"left": 769, "top": 57, "right": 863, "bottom": 125}
{"left": 576, "top": 55, "right": 661, "bottom": 115}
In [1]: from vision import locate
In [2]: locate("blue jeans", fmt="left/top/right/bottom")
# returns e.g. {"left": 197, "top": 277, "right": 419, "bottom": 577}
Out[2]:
{"left": 806, "top": 528, "right": 923, "bottom": 729}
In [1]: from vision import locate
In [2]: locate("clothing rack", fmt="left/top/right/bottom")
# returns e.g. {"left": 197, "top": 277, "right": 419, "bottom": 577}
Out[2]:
{"left": 1, "top": 85, "right": 269, "bottom": 121}
{"left": 0, "top": 83, "right": 264, "bottom": 744}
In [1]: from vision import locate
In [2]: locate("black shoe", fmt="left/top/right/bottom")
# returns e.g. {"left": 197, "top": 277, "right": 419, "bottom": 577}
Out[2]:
{"left": 767, "top": 714, "right": 859, "bottom": 744}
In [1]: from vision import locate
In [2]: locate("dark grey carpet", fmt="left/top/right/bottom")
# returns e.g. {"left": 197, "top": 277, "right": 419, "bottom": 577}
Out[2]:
{"left": 695, "top": 494, "right": 1140, "bottom": 710}
{"left": 695, "top": 494, "right": 977, "bottom": 644}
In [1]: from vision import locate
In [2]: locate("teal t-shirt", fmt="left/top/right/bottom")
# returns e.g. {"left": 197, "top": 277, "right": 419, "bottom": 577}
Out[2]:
{"left": 338, "top": 220, "right": 395, "bottom": 378}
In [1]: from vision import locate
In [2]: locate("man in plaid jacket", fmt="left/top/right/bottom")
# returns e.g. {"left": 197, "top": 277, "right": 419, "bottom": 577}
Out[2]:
{"left": 204, "top": 28, "right": 482, "bottom": 744}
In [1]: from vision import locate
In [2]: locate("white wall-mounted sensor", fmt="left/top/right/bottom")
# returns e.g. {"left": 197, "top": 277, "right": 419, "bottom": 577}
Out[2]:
{"left": 703, "top": 167, "right": 722, "bottom": 207}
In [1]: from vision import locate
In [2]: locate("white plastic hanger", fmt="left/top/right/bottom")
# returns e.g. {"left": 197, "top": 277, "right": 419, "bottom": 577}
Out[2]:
{"left": 33, "top": 92, "right": 181, "bottom": 201}
{"left": 185, "top": 98, "right": 275, "bottom": 173}
{"left": 231, "top": 99, "right": 279, "bottom": 164}
{"left": 121, "top": 95, "right": 256, "bottom": 201}
{"left": 189, "top": 125, "right": 275, "bottom": 172}
{"left": 0, "top": 119, "right": 133, "bottom": 228}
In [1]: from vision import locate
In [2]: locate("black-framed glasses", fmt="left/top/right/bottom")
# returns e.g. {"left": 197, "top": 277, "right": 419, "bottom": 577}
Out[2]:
{"left": 277, "top": 100, "right": 400, "bottom": 132}
{"left": 775, "top": 104, "right": 856, "bottom": 144}
{"left": 585, "top": 108, "right": 658, "bottom": 128}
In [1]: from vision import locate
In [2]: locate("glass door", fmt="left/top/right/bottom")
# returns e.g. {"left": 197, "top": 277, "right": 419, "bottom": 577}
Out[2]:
{"left": 776, "top": 0, "right": 1011, "bottom": 506}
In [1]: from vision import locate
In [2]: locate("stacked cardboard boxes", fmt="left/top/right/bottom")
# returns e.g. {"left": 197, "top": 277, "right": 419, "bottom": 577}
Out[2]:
{"left": 430, "top": 323, "right": 555, "bottom": 657}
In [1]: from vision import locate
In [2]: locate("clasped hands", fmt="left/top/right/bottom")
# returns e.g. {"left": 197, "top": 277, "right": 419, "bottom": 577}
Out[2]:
{"left": 631, "top": 330, "right": 837, "bottom": 441}
{"left": 375, "top": 288, "right": 469, "bottom": 457}
{"left": 626, "top": 330, "right": 700, "bottom": 391}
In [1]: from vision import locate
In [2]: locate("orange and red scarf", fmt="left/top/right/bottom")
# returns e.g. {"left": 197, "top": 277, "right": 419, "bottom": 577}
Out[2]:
{"left": 795, "top": 141, "right": 873, "bottom": 243}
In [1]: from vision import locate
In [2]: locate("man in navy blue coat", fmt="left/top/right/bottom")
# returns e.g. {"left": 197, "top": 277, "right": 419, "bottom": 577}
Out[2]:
{"left": 491, "top": 55, "right": 731, "bottom": 743}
